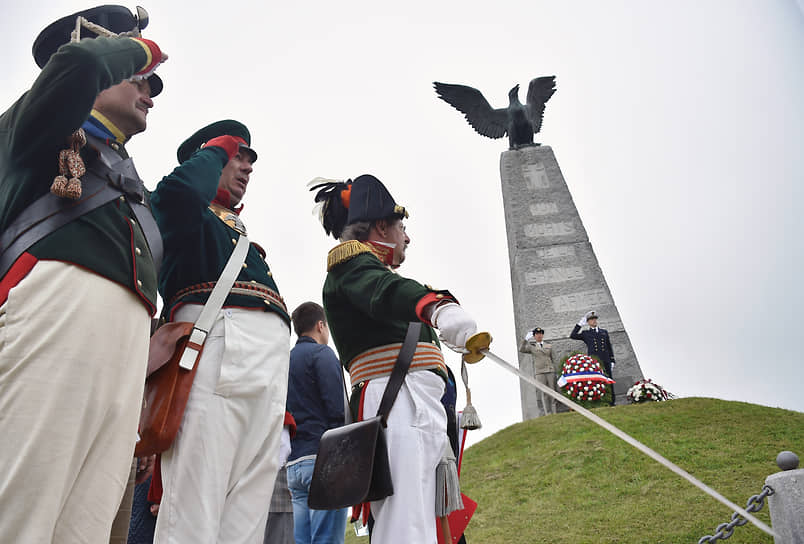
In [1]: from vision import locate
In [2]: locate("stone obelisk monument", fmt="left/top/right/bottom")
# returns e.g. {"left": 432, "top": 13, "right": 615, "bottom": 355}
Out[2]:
{"left": 433, "top": 77, "right": 644, "bottom": 419}
{"left": 500, "top": 146, "right": 643, "bottom": 418}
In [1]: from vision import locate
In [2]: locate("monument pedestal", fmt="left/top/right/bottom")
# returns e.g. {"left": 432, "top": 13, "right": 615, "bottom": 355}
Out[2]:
{"left": 499, "top": 146, "right": 644, "bottom": 419}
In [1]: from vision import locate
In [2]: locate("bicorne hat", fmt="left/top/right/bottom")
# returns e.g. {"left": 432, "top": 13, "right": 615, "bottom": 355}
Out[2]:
{"left": 310, "top": 174, "right": 408, "bottom": 239}
{"left": 32, "top": 5, "right": 163, "bottom": 96}
{"left": 176, "top": 120, "right": 257, "bottom": 164}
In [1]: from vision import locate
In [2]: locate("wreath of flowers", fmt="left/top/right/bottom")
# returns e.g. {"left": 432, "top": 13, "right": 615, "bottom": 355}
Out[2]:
{"left": 558, "top": 353, "right": 614, "bottom": 406}
{"left": 626, "top": 379, "right": 671, "bottom": 403}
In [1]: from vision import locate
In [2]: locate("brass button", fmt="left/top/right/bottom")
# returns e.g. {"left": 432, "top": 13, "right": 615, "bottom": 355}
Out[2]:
{"left": 242, "top": 263, "right": 248, "bottom": 269}
{"left": 251, "top": 280, "right": 258, "bottom": 284}
{"left": 267, "top": 271, "right": 273, "bottom": 277}
{"left": 136, "top": 279, "right": 142, "bottom": 288}
{"left": 119, "top": 195, "right": 125, "bottom": 202}
{"left": 263, "top": 300, "right": 270, "bottom": 305}
{"left": 232, "top": 238, "right": 237, "bottom": 245}
{"left": 129, "top": 218, "right": 136, "bottom": 225}
{"left": 436, "top": 294, "right": 444, "bottom": 299}
{"left": 135, "top": 247, "right": 142, "bottom": 256}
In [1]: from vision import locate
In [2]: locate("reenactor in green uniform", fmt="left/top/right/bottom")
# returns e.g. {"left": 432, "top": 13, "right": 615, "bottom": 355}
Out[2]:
{"left": 0, "top": 5, "right": 166, "bottom": 542}
{"left": 150, "top": 120, "right": 290, "bottom": 543}
{"left": 312, "top": 174, "right": 478, "bottom": 543}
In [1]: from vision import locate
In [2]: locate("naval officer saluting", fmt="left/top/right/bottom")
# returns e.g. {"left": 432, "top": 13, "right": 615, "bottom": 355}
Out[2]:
{"left": 570, "top": 311, "right": 617, "bottom": 405}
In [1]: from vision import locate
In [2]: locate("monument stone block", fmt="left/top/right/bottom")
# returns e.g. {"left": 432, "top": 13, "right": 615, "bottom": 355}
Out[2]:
{"left": 500, "top": 146, "right": 644, "bottom": 419}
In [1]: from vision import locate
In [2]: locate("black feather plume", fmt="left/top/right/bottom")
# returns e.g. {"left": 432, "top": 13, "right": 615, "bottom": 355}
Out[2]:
{"left": 310, "top": 179, "right": 351, "bottom": 239}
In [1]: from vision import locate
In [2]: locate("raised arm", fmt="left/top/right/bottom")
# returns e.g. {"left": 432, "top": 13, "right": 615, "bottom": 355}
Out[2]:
{"left": 8, "top": 37, "right": 162, "bottom": 163}
{"left": 150, "top": 143, "right": 234, "bottom": 241}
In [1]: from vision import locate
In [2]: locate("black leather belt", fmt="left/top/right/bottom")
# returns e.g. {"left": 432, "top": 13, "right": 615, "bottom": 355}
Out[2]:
{"left": 0, "top": 135, "right": 163, "bottom": 279}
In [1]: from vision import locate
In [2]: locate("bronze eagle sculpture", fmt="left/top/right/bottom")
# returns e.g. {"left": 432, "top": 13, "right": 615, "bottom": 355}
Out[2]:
{"left": 433, "top": 77, "right": 556, "bottom": 149}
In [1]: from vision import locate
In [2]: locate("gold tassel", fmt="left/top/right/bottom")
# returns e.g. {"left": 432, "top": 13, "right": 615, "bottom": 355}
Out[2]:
{"left": 51, "top": 129, "right": 87, "bottom": 200}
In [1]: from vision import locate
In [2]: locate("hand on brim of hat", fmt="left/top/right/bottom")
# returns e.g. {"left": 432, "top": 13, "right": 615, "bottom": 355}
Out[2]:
{"left": 202, "top": 135, "right": 247, "bottom": 160}
{"left": 133, "top": 38, "right": 168, "bottom": 78}
{"left": 577, "top": 315, "right": 588, "bottom": 327}
{"left": 432, "top": 302, "right": 478, "bottom": 348}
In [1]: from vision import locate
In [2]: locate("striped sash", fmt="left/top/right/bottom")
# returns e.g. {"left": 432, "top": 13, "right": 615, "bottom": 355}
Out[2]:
{"left": 348, "top": 342, "right": 446, "bottom": 386}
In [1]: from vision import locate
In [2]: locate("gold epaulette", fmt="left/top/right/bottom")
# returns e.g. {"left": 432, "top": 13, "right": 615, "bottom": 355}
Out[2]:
{"left": 327, "top": 240, "right": 373, "bottom": 271}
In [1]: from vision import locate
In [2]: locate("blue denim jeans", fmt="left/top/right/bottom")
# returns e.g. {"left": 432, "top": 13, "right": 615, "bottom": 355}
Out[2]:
{"left": 286, "top": 458, "right": 348, "bottom": 544}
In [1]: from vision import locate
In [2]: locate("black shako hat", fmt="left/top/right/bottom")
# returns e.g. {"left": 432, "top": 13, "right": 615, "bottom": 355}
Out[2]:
{"left": 311, "top": 174, "right": 408, "bottom": 239}
{"left": 32, "top": 5, "right": 163, "bottom": 96}
{"left": 176, "top": 120, "right": 258, "bottom": 164}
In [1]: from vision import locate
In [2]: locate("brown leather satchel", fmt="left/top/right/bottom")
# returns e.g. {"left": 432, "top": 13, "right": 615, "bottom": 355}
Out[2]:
{"left": 134, "top": 235, "right": 250, "bottom": 457}
{"left": 307, "top": 321, "right": 422, "bottom": 510}
{"left": 134, "top": 322, "right": 198, "bottom": 457}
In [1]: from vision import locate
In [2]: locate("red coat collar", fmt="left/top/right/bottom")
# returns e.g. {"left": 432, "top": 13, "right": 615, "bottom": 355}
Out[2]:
{"left": 365, "top": 240, "right": 397, "bottom": 268}
{"left": 212, "top": 188, "right": 244, "bottom": 215}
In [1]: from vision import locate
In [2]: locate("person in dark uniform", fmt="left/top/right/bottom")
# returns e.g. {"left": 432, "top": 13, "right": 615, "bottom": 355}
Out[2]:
{"left": 0, "top": 6, "right": 166, "bottom": 542}
{"left": 570, "top": 311, "right": 616, "bottom": 405}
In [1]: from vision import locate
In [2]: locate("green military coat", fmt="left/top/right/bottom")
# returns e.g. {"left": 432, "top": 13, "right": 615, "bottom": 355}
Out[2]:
{"left": 322, "top": 240, "right": 452, "bottom": 372}
{"left": 0, "top": 37, "right": 157, "bottom": 312}
{"left": 150, "top": 146, "right": 288, "bottom": 324}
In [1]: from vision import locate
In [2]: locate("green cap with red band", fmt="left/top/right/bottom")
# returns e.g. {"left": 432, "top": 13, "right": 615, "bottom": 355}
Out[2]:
{"left": 177, "top": 120, "right": 257, "bottom": 164}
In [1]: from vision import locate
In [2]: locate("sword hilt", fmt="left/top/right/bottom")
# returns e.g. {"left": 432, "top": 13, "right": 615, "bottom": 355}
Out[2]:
{"left": 464, "top": 332, "right": 492, "bottom": 363}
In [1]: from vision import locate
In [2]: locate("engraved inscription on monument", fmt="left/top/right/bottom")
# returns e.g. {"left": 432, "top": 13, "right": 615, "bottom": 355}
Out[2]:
{"left": 500, "top": 145, "right": 644, "bottom": 419}
{"left": 529, "top": 202, "right": 559, "bottom": 216}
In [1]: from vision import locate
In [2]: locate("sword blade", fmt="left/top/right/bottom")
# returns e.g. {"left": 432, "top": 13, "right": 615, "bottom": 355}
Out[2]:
{"left": 480, "top": 349, "right": 776, "bottom": 538}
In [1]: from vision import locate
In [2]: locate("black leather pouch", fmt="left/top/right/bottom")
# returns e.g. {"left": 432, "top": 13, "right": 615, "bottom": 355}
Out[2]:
{"left": 307, "top": 415, "right": 393, "bottom": 509}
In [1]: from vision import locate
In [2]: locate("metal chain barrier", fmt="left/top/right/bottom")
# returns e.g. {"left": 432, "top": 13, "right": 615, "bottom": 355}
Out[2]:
{"left": 698, "top": 485, "right": 774, "bottom": 543}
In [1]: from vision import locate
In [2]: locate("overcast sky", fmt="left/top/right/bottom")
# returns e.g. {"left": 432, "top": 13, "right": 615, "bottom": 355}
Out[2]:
{"left": 3, "top": 1, "right": 803, "bottom": 447}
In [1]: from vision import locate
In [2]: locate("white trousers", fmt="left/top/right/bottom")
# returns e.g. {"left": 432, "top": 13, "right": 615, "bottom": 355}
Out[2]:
{"left": 0, "top": 261, "right": 150, "bottom": 543}
{"left": 363, "top": 371, "right": 447, "bottom": 544}
{"left": 154, "top": 306, "right": 289, "bottom": 544}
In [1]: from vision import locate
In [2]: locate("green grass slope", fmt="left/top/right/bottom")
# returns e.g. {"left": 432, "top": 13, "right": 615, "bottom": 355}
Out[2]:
{"left": 458, "top": 398, "right": 803, "bottom": 544}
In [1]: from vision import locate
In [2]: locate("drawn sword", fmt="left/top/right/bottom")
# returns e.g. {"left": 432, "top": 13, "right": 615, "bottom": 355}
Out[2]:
{"left": 450, "top": 332, "right": 776, "bottom": 538}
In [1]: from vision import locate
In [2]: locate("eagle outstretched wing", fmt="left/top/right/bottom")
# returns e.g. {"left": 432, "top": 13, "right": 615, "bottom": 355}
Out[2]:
{"left": 433, "top": 82, "right": 508, "bottom": 139}
{"left": 525, "top": 76, "right": 556, "bottom": 134}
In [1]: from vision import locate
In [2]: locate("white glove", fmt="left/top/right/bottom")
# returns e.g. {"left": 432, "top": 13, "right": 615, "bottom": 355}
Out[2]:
{"left": 524, "top": 331, "right": 533, "bottom": 341}
{"left": 432, "top": 302, "right": 478, "bottom": 349}
{"left": 278, "top": 427, "right": 291, "bottom": 465}
{"left": 577, "top": 315, "right": 587, "bottom": 327}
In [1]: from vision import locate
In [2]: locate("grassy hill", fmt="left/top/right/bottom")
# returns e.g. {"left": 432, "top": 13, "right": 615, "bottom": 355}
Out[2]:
{"left": 345, "top": 398, "right": 803, "bottom": 544}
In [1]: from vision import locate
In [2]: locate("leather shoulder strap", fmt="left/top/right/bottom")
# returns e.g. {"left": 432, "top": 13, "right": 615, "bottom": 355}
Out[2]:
{"left": 0, "top": 136, "right": 163, "bottom": 278}
{"left": 0, "top": 176, "right": 118, "bottom": 278}
{"left": 375, "top": 321, "right": 422, "bottom": 425}
{"left": 176, "top": 234, "right": 250, "bottom": 371}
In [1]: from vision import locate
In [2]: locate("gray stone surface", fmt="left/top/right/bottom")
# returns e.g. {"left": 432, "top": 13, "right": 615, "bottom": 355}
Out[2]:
{"left": 766, "top": 468, "right": 804, "bottom": 544}
{"left": 499, "top": 146, "right": 644, "bottom": 419}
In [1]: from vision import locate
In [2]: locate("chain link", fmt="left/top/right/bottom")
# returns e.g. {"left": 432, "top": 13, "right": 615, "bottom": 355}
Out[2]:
{"left": 698, "top": 485, "right": 774, "bottom": 543}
